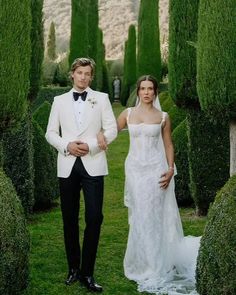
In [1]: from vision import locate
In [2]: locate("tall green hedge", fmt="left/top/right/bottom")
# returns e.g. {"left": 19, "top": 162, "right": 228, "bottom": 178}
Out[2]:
{"left": 197, "top": 0, "right": 236, "bottom": 120}
{"left": 187, "top": 110, "right": 230, "bottom": 215}
{"left": 0, "top": 169, "right": 30, "bottom": 295}
{"left": 2, "top": 111, "right": 34, "bottom": 215}
{"left": 121, "top": 24, "right": 137, "bottom": 106}
{"left": 32, "top": 119, "right": 59, "bottom": 210}
{"left": 96, "top": 29, "right": 105, "bottom": 91}
{"left": 168, "top": 0, "right": 199, "bottom": 108}
{"left": 137, "top": 0, "right": 161, "bottom": 81}
{"left": 32, "top": 86, "right": 70, "bottom": 112}
{"left": 33, "top": 100, "right": 52, "bottom": 132}
{"left": 172, "top": 119, "right": 192, "bottom": 206}
{"left": 87, "top": 0, "right": 98, "bottom": 89}
{"left": 0, "top": 1, "right": 31, "bottom": 131}
{"left": 47, "top": 21, "right": 57, "bottom": 60}
{"left": 28, "top": 0, "right": 44, "bottom": 102}
{"left": 69, "top": 0, "right": 88, "bottom": 65}
{"left": 196, "top": 175, "right": 236, "bottom": 294}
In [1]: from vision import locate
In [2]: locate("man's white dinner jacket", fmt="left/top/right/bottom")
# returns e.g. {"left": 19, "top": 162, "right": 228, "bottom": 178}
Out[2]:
{"left": 45, "top": 88, "right": 117, "bottom": 178}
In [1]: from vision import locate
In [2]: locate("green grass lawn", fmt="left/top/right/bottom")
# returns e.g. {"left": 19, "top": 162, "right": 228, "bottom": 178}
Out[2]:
{"left": 23, "top": 103, "right": 206, "bottom": 295}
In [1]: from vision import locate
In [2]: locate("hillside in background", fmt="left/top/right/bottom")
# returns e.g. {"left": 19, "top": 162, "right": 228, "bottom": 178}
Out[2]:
{"left": 43, "top": 0, "right": 169, "bottom": 60}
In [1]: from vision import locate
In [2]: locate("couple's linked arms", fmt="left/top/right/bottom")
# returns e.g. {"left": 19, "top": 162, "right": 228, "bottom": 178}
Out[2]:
{"left": 97, "top": 109, "right": 127, "bottom": 150}
{"left": 97, "top": 109, "right": 175, "bottom": 189}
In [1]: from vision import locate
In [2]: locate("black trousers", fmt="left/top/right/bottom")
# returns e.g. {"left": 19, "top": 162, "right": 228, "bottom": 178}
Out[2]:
{"left": 59, "top": 157, "right": 104, "bottom": 276}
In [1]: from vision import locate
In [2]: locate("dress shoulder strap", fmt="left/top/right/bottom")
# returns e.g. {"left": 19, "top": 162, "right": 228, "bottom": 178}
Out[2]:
{"left": 126, "top": 107, "right": 132, "bottom": 124}
{"left": 161, "top": 111, "right": 168, "bottom": 126}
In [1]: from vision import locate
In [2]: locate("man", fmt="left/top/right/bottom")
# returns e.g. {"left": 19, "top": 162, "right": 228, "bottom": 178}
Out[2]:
{"left": 45, "top": 57, "right": 117, "bottom": 292}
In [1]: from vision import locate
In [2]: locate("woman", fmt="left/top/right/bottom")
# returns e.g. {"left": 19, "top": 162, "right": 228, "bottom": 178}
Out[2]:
{"left": 98, "top": 75, "right": 200, "bottom": 294}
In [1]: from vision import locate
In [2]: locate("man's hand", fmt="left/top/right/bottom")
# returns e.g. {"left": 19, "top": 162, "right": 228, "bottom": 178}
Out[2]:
{"left": 67, "top": 141, "right": 89, "bottom": 157}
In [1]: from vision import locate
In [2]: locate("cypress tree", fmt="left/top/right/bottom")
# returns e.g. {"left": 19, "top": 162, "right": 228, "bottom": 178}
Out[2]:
{"left": 28, "top": 0, "right": 44, "bottom": 102}
{"left": 197, "top": 0, "right": 236, "bottom": 175}
{"left": 137, "top": 0, "right": 161, "bottom": 81}
{"left": 87, "top": 0, "right": 98, "bottom": 60}
{"left": 168, "top": 0, "right": 230, "bottom": 215}
{"left": 168, "top": 0, "right": 199, "bottom": 108}
{"left": 121, "top": 24, "right": 136, "bottom": 106}
{"left": 87, "top": 0, "right": 99, "bottom": 89}
{"left": 69, "top": 0, "right": 88, "bottom": 66}
{"left": 47, "top": 21, "right": 57, "bottom": 61}
{"left": 96, "top": 28, "right": 105, "bottom": 91}
{"left": 0, "top": 0, "right": 31, "bottom": 131}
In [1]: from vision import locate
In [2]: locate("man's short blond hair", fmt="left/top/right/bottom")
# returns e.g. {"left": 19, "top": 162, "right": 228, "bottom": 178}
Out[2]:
{"left": 70, "top": 57, "right": 96, "bottom": 78}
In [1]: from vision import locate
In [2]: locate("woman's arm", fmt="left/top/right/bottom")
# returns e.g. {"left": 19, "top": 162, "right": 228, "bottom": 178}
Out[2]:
{"left": 117, "top": 109, "right": 128, "bottom": 131}
{"left": 97, "top": 109, "right": 128, "bottom": 150}
{"left": 159, "top": 116, "right": 175, "bottom": 189}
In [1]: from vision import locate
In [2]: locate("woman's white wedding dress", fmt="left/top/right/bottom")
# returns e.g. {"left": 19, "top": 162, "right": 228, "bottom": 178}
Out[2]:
{"left": 124, "top": 109, "right": 200, "bottom": 295}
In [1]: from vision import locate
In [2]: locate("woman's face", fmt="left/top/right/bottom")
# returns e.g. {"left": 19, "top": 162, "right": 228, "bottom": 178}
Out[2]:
{"left": 138, "top": 80, "right": 155, "bottom": 103}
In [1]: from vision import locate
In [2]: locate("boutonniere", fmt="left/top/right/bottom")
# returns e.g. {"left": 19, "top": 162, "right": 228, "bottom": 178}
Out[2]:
{"left": 87, "top": 98, "right": 97, "bottom": 108}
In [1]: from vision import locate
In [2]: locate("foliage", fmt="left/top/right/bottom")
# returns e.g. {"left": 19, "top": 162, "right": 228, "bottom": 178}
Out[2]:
{"left": 168, "top": 105, "right": 186, "bottom": 131}
{"left": 197, "top": 0, "right": 236, "bottom": 120}
{"left": 160, "top": 93, "right": 174, "bottom": 112}
{"left": 168, "top": 0, "right": 199, "bottom": 108}
{"left": 47, "top": 22, "right": 57, "bottom": 60}
{"left": 32, "top": 119, "right": 59, "bottom": 210}
{"left": 28, "top": 0, "right": 44, "bottom": 102}
{"left": 121, "top": 25, "right": 137, "bottom": 106}
{"left": 87, "top": 0, "right": 98, "bottom": 89}
{"left": 2, "top": 110, "right": 34, "bottom": 215}
{"left": 0, "top": 0, "right": 31, "bottom": 131}
{"left": 137, "top": 0, "right": 161, "bottom": 82}
{"left": 96, "top": 29, "right": 105, "bottom": 91}
{"left": 32, "top": 86, "right": 70, "bottom": 112}
{"left": 69, "top": 0, "right": 88, "bottom": 66}
{"left": 108, "top": 59, "right": 124, "bottom": 79}
{"left": 196, "top": 175, "right": 236, "bottom": 294}
{"left": 33, "top": 101, "right": 52, "bottom": 132}
{"left": 53, "top": 54, "right": 70, "bottom": 87}
{"left": 172, "top": 119, "right": 193, "bottom": 206}
{"left": 102, "top": 62, "right": 112, "bottom": 102}
{"left": 187, "top": 110, "right": 230, "bottom": 215}
{"left": 42, "top": 57, "right": 58, "bottom": 86}
{"left": 0, "top": 168, "right": 30, "bottom": 295}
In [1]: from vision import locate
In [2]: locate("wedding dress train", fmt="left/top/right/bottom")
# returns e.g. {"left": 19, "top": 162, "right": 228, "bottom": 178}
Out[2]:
{"left": 124, "top": 110, "right": 200, "bottom": 295}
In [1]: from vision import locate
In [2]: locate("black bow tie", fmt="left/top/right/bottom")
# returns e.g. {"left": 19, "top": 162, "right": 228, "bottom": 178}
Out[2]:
{"left": 73, "top": 91, "right": 87, "bottom": 101}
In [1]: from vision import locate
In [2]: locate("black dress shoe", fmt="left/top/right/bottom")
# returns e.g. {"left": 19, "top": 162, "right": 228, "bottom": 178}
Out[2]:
{"left": 80, "top": 276, "right": 103, "bottom": 292}
{"left": 65, "top": 269, "right": 80, "bottom": 285}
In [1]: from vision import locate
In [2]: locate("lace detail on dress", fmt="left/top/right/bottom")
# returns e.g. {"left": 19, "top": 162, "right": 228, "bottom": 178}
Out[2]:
{"left": 123, "top": 118, "right": 200, "bottom": 295}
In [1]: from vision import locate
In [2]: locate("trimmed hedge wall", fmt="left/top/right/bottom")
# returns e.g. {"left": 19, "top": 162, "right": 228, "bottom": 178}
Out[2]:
{"left": 187, "top": 110, "right": 230, "bottom": 215}
{"left": 33, "top": 100, "right": 52, "bottom": 132}
{"left": 172, "top": 119, "right": 193, "bottom": 206}
{"left": 168, "top": 105, "right": 186, "bottom": 131}
{"left": 0, "top": 169, "right": 30, "bottom": 295}
{"left": 2, "top": 112, "right": 34, "bottom": 215}
{"left": 32, "top": 86, "right": 70, "bottom": 112}
{"left": 32, "top": 119, "right": 59, "bottom": 210}
{"left": 196, "top": 175, "right": 236, "bottom": 294}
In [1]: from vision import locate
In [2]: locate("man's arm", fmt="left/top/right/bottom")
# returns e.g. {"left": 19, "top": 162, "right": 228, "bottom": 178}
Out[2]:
{"left": 87, "top": 94, "right": 117, "bottom": 156}
{"left": 45, "top": 99, "right": 70, "bottom": 156}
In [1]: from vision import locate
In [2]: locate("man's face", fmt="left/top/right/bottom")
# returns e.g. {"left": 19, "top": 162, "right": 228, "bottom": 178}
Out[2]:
{"left": 71, "top": 65, "right": 92, "bottom": 91}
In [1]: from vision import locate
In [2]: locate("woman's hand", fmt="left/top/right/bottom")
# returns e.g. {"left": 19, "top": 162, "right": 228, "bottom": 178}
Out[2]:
{"left": 159, "top": 169, "right": 174, "bottom": 189}
{"left": 97, "top": 131, "right": 108, "bottom": 150}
